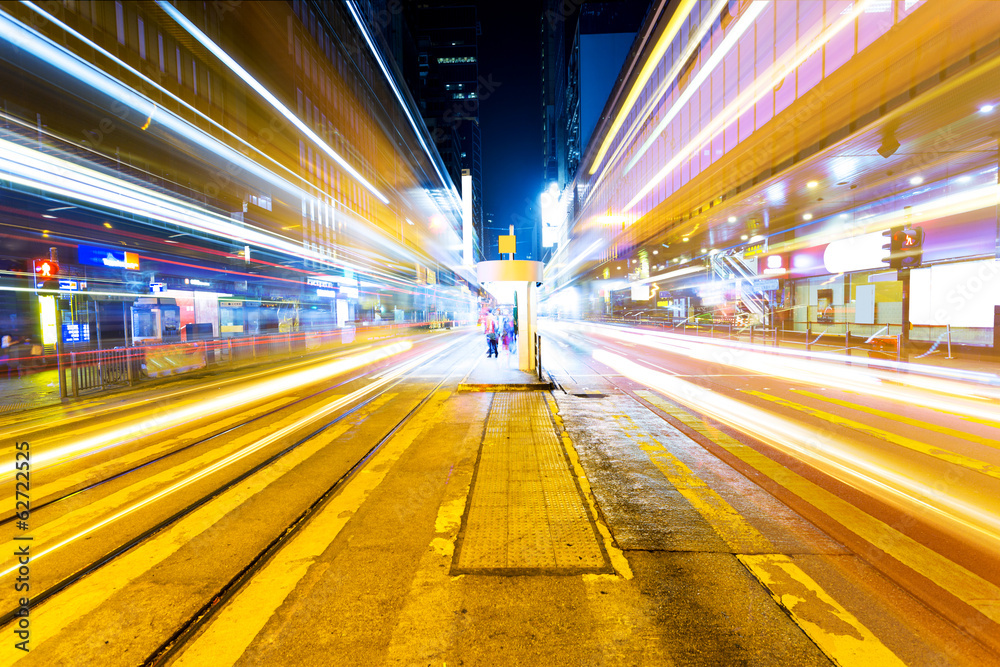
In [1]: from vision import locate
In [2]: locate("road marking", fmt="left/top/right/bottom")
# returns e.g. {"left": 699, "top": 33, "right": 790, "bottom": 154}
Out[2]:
{"left": 746, "top": 390, "right": 1000, "bottom": 481}
{"left": 545, "top": 393, "right": 633, "bottom": 579}
{"left": 173, "top": 391, "right": 453, "bottom": 666}
{"left": 739, "top": 554, "right": 905, "bottom": 666}
{"left": 642, "top": 439, "right": 775, "bottom": 553}
{"left": 641, "top": 360, "right": 680, "bottom": 375}
{"left": 385, "top": 416, "right": 482, "bottom": 663}
{"left": 635, "top": 389, "right": 1000, "bottom": 626}
{"left": 792, "top": 389, "right": 1000, "bottom": 451}
{"left": 613, "top": 398, "right": 903, "bottom": 664}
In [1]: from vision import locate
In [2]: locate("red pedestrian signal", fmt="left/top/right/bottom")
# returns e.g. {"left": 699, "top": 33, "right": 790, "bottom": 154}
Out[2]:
{"left": 32, "top": 258, "right": 61, "bottom": 290}
{"left": 881, "top": 226, "right": 923, "bottom": 269}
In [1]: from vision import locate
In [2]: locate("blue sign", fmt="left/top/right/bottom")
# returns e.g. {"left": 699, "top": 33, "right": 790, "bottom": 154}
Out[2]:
{"left": 62, "top": 324, "right": 91, "bottom": 344}
{"left": 78, "top": 245, "right": 140, "bottom": 270}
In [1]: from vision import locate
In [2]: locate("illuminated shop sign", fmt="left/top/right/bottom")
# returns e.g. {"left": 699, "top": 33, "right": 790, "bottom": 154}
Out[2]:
{"left": 762, "top": 255, "right": 786, "bottom": 275}
{"left": 184, "top": 278, "right": 211, "bottom": 287}
{"left": 62, "top": 323, "right": 91, "bottom": 343}
{"left": 307, "top": 277, "right": 336, "bottom": 289}
{"left": 78, "top": 245, "right": 140, "bottom": 270}
{"left": 743, "top": 240, "right": 768, "bottom": 258}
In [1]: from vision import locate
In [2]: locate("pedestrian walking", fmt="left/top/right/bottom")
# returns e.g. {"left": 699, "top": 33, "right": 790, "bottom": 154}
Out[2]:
{"left": 485, "top": 311, "right": 499, "bottom": 358}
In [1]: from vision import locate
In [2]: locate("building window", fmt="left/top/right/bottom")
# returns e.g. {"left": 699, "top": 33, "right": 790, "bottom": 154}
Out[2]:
{"left": 115, "top": 1, "right": 125, "bottom": 44}
{"left": 137, "top": 17, "right": 145, "bottom": 59}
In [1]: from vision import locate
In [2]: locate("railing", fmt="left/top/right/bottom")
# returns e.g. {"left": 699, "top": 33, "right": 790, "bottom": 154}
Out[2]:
{"left": 69, "top": 347, "right": 143, "bottom": 396}
{"left": 596, "top": 315, "right": 922, "bottom": 362}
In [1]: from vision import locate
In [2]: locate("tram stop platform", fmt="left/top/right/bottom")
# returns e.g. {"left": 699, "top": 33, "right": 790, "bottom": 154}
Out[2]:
{"left": 457, "top": 348, "right": 554, "bottom": 392}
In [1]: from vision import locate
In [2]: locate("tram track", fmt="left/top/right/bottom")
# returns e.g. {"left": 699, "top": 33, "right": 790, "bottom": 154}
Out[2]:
{"left": 0, "top": 371, "right": 368, "bottom": 526}
{"left": 0, "top": 333, "right": 476, "bottom": 637}
{"left": 143, "top": 341, "right": 469, "bottom": 666}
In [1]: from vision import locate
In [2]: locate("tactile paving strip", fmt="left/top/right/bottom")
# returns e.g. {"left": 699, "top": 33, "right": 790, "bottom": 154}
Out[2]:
{"left": 452, "top": 392, "right": 611, "bottom": 575}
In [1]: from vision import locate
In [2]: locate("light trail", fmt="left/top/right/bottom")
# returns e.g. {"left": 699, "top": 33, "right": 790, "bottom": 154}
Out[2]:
{"left": 0, "top": 338, "right": 457, "bottom": 579}
{"left": 1, "top": 342, "right": 413, "bottom": 475}
{"left": 156, "top": 1, "right": 389, "bottom": 205}
{"left": 623, "top": 0, "right": 875, "bottom": 211}
{"left": 594, "top": 349, "right": 1000, "bottom": 550}
{"left": 0, "top": 345, "right": 374, "bottom": 439}
{"left": 575, "top": 322, "right": 1000, "bottom": 421}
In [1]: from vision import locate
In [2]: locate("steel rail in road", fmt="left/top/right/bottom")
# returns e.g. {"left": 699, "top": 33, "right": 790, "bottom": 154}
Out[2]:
{"left": 0, "top": 333, "right": 474, "bottom": 635}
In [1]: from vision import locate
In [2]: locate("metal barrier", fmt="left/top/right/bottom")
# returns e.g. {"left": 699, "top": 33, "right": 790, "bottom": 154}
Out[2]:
{"left": 69, "top": 347, "right": 142, "bottom": 397}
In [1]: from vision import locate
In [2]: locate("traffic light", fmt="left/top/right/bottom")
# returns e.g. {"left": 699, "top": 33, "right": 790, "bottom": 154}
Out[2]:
{"left": 32, "top": 258, "right": 61, "bottom": 291}
{"left": 881, "top": 226, "right": 924, "bottom": 269}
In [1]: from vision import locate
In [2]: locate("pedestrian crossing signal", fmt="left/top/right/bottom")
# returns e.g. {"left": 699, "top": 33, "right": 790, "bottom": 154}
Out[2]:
{"left": 881, "top": 226, "right": 923, "bottom": 269}
{"left": 32, "top": 258, "right": 61, "bottom": 290}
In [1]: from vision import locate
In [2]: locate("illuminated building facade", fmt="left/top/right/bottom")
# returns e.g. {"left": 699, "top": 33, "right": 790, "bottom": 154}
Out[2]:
{"left": 0, "top": 0, "right": 475, "bottom": 348}
{"left": 545, "top": 0, "right": 1000, "bottom": 349}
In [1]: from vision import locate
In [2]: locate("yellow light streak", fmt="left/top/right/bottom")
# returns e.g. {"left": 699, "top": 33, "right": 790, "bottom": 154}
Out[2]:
{"left": 4, "top": 342, "right": 412, "bottom": 475}
{"left": 587, "top": 0, "right": 729, "bottom": 189}
{"left": 587, "top": 0, "right": 698, "bottom": 175}
{"left": 596, "top": 350, "right": 1000, "bottom": 546}
{"left": 580, "top": 322, "right": 1000, "bottom": 421}
{"left": 0, "top": 340, "right": 453, "bottom": 579}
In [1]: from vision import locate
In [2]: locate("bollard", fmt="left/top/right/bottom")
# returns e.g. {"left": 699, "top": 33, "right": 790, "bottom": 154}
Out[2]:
{"left": 806, "top": 325, "right": 812, "bottom": 352}
{"left": 946, "top": 324, "right": 955, "bottom": 359}
{"left": 749, "top": 325, "right": 754, "bottom": 344}
{"left": 536, "top": 334, "right": 542, "bottom": 381}
{"left": 845, "top": 323, "right": 851, "bottom": 357}
{"left": 126, "top": 348, "right": 134, "bottom": 386}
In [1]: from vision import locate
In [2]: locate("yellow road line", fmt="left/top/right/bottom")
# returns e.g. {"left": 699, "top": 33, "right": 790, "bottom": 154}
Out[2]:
{"left": 385, "top": 414, "right": 483, "bottom": 663}
{"left": 623, "top": 393, "right": 902, "bottom": 665}
{"left": 746, "top": 390, "right": 1000, "bottom": 481}
{"left": 545, "top": 393, "right": 633, "bottom": 579}
{"left": 792, "top": 389, "right": 1000, "bottom": 451}
{"left": 833, "top": 387, "right": 1000, "bottom": 430}
{"left": 739, "top": 554, "right": 905, "bottom": 666}
{"left": 173, "top": 391, "right": 452, "bottom": 666}
{"left": 610, "top": 411, "right": 775, "bottom": 554}
{"left": 635, "top": 390, "right": 1000, "bottom": 625}
{"left": 650, "top": 450, "right": 776, "bottom": 554}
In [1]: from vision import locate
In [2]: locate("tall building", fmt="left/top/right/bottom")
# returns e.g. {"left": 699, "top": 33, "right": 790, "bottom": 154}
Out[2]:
{"left": 565, "top": 1, "right": 649, "bottom": 180}
{"left": 413, "top": 3, "right": 484, "bottom": 262}
{"left": 541, "top": 0, "right": 571, "bottom": 187}
{"left": 542, "top": 0, "right": 648, "bottom": 259}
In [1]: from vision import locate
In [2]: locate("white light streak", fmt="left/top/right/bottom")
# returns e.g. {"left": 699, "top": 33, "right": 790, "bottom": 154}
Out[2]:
{"left": 156, "top": 1, "right": 389, "bottom": 205}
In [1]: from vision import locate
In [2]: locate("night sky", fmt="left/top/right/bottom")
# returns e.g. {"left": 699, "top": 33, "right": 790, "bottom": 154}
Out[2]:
{"left": 474, "top": 0, "right": 544, "bottom": 260}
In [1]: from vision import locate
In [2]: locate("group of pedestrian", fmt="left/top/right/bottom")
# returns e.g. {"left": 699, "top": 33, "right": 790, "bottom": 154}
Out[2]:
{"left": 483, "top": 310, "right": 517, "bottom": 360}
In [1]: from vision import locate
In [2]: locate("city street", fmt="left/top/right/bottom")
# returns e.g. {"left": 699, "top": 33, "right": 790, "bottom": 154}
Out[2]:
{"left": 1, "top": 326, "right": 997, "bottom": 664}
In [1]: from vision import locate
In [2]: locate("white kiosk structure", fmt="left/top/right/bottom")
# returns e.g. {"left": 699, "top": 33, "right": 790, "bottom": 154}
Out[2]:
{"left": 476, "top": 259, "right": 543, "bottom": 374}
